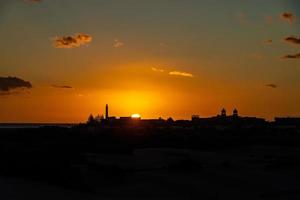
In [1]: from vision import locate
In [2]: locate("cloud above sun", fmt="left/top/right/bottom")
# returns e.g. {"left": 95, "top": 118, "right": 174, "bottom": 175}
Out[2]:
{"left": 151, "top": 67, "right": 165, "bottom": 73}
{"left": 0, "top": 76, "right": 32, "bottom": 95}
{"left": 152, "top": 67, "right": 194, "bottom": 78}
{"left": 265, "top": 84, "right": 278, "bottom": 89}
{"left": 113, "top": 39, "right": 124, "bottom": 48}
{"left": 280, "top": 12, "right": 296, "bottom": 24}
{"left": 281, "top": 36, "right": 300, "bottom": 59}
{"left": 284, "top": 36, "right": 300, "bottom": 45}
{"left": 282, "top": 53, "right": 300, "bottom": 59}
{"left": 52, "top": 33, "right": 92, "bottom": 49}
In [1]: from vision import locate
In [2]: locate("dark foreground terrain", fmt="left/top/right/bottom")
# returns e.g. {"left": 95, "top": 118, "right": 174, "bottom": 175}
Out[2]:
{"left": 0, "top": 124, "right": 300, "bottom": 200}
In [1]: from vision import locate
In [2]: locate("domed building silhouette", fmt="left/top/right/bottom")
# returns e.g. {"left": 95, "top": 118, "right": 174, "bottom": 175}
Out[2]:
{"left": 221, "top": 108, "right": 227, "bottom": 117}
{"left": 233, "top": 108, "right": 238, "bottom": 117}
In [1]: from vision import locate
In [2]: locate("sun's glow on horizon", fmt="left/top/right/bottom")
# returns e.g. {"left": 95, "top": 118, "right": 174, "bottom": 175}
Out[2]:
{"left": 131, "top": 114, "right": 141, "bottom": 119}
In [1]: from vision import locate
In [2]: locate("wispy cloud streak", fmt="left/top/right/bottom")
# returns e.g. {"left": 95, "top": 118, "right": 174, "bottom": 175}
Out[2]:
{"left": 282, "top": 53, "right": 300, "bottom": 59}
{"left": 265, "top": 84, "right": 278, "bottom": 89}
{"left": 51, "top": 85, "right": 73, "bottom": 89}
{"left": 151, "top": 67, "right": 165, "bottom": 73}
{"left": 169, "top": 71, "right": 194, "bottom": 78}
{"left": 113, "top": 39, "right": 124, "bottom": 48}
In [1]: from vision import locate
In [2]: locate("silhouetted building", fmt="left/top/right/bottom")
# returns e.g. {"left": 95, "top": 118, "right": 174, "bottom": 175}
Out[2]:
{"left": 87, "top": 104, "right": 267, "bottom": 128}
{"left": 87, "top": 114, "right": 96, "bottom": 125}
{"left": 95, "top": 114, "right": 103, "bottom": 122}
{"left": 192, "top": 115, "right": 200, "bottom": 121}
{"left": 167, "top": 117, "right": 174, "bottom": 124}
{"left": 221, "top": 108, "right": 227, "bottom": 117}
{"left": 233, "top": 108, "right": 238, "bottom": 117}
{"left": 107, "top": 116, "right": 117, "bottom": 121}
{"left": 120, "top": 117, "right": 132, "bottom": 122}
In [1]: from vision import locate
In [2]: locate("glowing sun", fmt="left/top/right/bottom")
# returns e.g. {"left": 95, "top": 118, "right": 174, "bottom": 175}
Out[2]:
{"left": 131, "top": 114, "right": 141, "bottom": 119}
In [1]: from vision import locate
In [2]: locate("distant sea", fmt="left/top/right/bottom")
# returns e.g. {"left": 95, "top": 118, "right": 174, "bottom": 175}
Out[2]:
{"left": 0, "top": 123, "right": 76, "bottom": 129}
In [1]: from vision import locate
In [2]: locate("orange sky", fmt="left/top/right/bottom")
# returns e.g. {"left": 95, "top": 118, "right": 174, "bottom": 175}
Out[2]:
{"left": 0, "top": 0, "right": 299, "bottom": 122}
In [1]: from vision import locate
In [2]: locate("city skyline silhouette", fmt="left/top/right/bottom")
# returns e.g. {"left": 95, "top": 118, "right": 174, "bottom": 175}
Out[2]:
{"left": 0, "top": 2, "right": 300, "bottom": 199}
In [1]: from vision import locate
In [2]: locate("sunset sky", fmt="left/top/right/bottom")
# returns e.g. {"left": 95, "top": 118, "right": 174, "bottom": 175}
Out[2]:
{"left": 0, "top": 0, "right": 299, "bottom": 122}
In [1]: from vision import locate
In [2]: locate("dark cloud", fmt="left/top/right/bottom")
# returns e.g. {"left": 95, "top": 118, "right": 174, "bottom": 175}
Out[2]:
{"left": 51, "top": 85, "right": 73, "bottom": 89}
{"left": 0, "top": 77, "right": 32, "bottom": 93}
{"left": 52, "top": 33, "right": 92, "bottom": 49}
{"left": 282, "top": 53, "right": 300, "bottom": 59}
{"left": 284, "top": 36, "right": 300, "bottom": 45}
{"left": 280, "top": 12, "right": 296, "bottom": 24}
{"left": 265, "top": 84, "right": 278, "bottom": 89}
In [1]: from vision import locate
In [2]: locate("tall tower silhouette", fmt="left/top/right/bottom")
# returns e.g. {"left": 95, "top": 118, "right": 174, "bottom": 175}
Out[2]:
{"left": 105, "top": 104, "right": 109, "bottom": 119}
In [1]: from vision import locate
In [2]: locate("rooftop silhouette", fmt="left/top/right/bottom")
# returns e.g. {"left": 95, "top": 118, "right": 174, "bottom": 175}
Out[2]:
{"left": 85, "top": 104, "right": 300, "bottom": 128}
